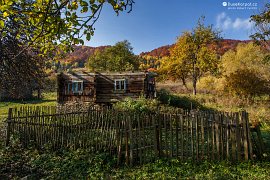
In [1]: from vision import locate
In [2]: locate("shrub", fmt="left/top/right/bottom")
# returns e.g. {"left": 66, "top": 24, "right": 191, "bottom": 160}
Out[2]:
{"left": 224, "top": 69, "right": 269, "bottom": 97}
{"left": 113, "top": 97, "right": 159, "bottom": 112}
{"left": 197, "top": 75, "right": 218, "bottom": 93}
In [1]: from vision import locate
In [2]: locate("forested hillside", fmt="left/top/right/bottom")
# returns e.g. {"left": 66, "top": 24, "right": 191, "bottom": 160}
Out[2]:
{"left": 56, "top": 39, "right": 251, "bottom": 71}
{"left": 139, "top": 39, "right": 252, "bottom": 58}
{"left": 59, "top": 45, "right": 109, "bottom": 67}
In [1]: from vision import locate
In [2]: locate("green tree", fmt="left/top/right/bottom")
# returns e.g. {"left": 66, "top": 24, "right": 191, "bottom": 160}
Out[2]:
{"left": 250, "top": 3, "right": 270, "bottom": 50}
{"left": 0, "top": 0, "right": 135, "bottom": 55}
{"left": 87, "top": 40, "right": 139, "bottom": 72}
{"left": 161, "top": 18, "right": 220, "bottom": 95}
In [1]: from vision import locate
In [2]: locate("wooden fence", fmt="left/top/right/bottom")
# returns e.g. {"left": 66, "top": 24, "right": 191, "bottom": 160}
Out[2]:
{"left": 5, "top": 106, "right": 255, "bottom": 165}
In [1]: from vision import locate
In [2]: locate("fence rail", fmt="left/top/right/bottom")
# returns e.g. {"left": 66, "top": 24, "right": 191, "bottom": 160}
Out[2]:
{"left": 5, "top": 106, "right": 255, "bottom": 165}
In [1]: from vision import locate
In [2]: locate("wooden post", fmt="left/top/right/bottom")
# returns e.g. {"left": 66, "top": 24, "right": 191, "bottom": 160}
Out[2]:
{"left": 242, "top": 111, "right": 249, "bottom": 160}
{"left": 201, "top": 112, "right": 205, "bottom": 160}
{"left": 215, "top": 113, "right": 220, "bottom": 161}
{"left": 226, "top": 113, "right": 230, "bottom": 160}
{"left": 255, "top": 124, "right": 264, "bottom": 158}
{"left": 175, "top": 114, "right": 179, "bottom": 158}
{"left": 231, "top": 113, "right": 236, "bottom": 161}
{"left": 236, "top": 112, "right": 241, "bottom": 161}
{"left": 128, "top": 114, "right": 133, "bottom": 166}
{"left": 245, "top": 112, "right": 253, "bottom": 160}
{"left": 5, "top": 108, "right": 13, "bottom": 146}
{"left": 153, "top": 113, "right": 159, "bottom": 158}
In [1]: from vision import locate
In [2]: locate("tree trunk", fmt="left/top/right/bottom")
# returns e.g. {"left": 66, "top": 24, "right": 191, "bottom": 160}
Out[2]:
{"left": 192, "top": 59, "right": 197, "bottom": 95}
{"left": 181, "top": 77, "right": 189, "bottom": 91}
{"left": 192, "top": 78, "right": 197, "bottom": 95}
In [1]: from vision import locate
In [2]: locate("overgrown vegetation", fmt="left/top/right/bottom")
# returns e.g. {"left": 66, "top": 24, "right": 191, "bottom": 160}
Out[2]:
{"left": 1, "top": 136, "right": 270, "bottom": 179}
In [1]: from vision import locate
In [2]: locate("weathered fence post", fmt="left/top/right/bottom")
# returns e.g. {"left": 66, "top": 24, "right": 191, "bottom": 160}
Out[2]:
{"left": 242, "top": 111, "right": 249, "bottom": 160}
{"left": 153, "top": 113, "right": 160, "bottom": 158}
{"left": 245, "top": 112, "right": 253, "bottom": 160}
{"left": 5, "top": 108, "right": 12, "bottom": 146}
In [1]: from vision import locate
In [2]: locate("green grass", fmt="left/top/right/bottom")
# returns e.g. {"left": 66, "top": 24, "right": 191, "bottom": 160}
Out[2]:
{"left": 1, "top": 143, "right": 270, "bottom": 179}
{"left": 0, "top": 90, "right": 270, "bottom": 179}
{"left": 0, "top": 92, "right": 57, "bottom": 120}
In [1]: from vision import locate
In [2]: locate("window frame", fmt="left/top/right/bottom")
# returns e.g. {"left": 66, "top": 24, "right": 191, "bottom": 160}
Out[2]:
{"left": 114, "top": 79, "right": 127, "bottom": 92}
{"left": 66, "top": 81, "right": 83, "bottom": 94}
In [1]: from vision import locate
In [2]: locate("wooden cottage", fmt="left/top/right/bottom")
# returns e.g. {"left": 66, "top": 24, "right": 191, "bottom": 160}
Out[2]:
{"left": 57, "top": 71, "right": 156, "bottom": 104}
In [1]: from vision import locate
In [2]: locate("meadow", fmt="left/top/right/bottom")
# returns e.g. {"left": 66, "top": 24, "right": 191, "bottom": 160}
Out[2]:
{"left": 1, "top": 86, "right": 270, "bottom": 179}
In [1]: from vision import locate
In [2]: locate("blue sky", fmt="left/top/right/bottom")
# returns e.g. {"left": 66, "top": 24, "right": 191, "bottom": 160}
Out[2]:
{"left": 87, "top": 0, "right": 267, "bottom": 54}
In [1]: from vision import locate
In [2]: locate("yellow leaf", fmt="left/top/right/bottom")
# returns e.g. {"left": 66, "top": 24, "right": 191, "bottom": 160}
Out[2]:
{"left": 0, "top": 20, "right": 4, "bottom": 27}
{"left": 3, "top": 12, "right": 8, "bottom": 18}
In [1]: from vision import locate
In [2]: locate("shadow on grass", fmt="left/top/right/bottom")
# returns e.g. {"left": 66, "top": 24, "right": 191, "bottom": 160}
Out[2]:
{"left": 157, "top": 89, "right": 213, "bottom": 111}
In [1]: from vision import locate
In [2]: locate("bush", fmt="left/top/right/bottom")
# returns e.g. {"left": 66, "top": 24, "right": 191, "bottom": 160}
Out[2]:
{"left": 224, "top": 69, "right": 269, "bottom": 97}
{"left": 113, "top": 97, "right": 159, "bottom": 112}
{"left": 197, "top": 75, "right": 218, "bottom": 93}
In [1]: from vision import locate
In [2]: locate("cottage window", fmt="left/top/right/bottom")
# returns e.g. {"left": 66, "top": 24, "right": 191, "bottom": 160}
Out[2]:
{"left": 114, "top": 79, "right": 126, "bottom": 91}
{"left": 68, "top": 81, "right": 83, "bottom": 93}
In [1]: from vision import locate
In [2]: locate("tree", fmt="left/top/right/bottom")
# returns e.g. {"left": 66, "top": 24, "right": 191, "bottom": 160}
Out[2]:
{"left": 87, "top": 40, "right": 139, "bottom": 72}
{"left": 161, "top": 18, "right": 220, "bottom": 95}
{"left": 0, "top": 0, "right": 135, "bottom": 55}
{"left": 250, "top": 3, "right": 270, "bottom": 50}
{"left": 220, "top": 42, "right": 270, "bottom": 96}
{"left": 0, "top": 37, "right": 44, "bottom": 100}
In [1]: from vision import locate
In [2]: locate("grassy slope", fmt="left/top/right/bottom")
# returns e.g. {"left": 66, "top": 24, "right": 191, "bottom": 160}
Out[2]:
{"left": 157, "top": 81, "right": 270, "bottom": 157}
{"left": 0, "top": 90, "right": 269, "bottom": 179}
{"left": 0, "top": 92, "right": 57, "bottom": 120}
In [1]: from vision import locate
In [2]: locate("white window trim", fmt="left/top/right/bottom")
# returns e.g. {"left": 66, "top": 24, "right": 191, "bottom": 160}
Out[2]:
{"left": 114, "top": 79, "right": 126, "bottom": 91}
{"left": 71, "top": 81, "right": 83, "bottom": 94}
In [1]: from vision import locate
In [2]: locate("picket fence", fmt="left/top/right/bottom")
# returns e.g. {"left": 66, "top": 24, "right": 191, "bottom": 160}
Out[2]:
{"left": 5, "top": 106, "right": 254, "bottom": 165}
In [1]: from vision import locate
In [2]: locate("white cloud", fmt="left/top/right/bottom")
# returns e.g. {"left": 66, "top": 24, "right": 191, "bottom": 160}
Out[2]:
{"left": 216, "top": 12, "right": 254, "bottom": 31}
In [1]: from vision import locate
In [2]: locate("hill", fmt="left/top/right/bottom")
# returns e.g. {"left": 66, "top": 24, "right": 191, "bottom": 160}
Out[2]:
{"left": 56, "top": 39, "right": 252, "bottom": 70}
{"left": 59, "top": 45, "right": 110, "bottom": 67}
{"left": 139, "top": 39, "right": 252, "bottom": 58}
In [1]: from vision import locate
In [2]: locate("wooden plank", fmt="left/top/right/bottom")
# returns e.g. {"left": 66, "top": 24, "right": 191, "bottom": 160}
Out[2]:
{"left": 153, "top": 113, "right": 159, "bottom": 158}
{"left": 245, "top": 112, "right": 253, "bottom": 160}
{"left": 164, "top": 114, "right": 168, "bottom": 158}
{"left": 117, "top": 113, "right": 123, "bottom": 166}
{"left": 158, "top": 113, "right": 162, "bottom": 157}
{"left": 241, "top": 111, "right": 248, "bottom": 160}
{"left": 235, "top": 112, "right": 241, "bottom": 161}
{"left": 206, "top": 112, "right": 210, "bottom": 160}
{"left": 180, "top": 113, "right": 184, "bottom": 160}
{"left": 137, "top": 113, "right": 142, "bottom": 165}
{"left": 190, "top": 111, "right": 194, "bottom": 160}
{"left": 215, "top": 113, "right": 220, "bottom": 161}
{"left": 226, "top": 113, "right": 230, "bottom": 160}
{"left": 211, "top": 113, "right": 215, "bottom": 160}
{"left": 231, "top": 113, "right": 236, "bottom": 161}
{"left": 141, "top": 113, "right": 146, "bottom": 163}
{"left": 128, "top": 113, "right": 133, "bottom": 166}
{"left": 201, "top": 112, "right": 205, "bottom": 160}
{"left": 175, "top": 114, "right": 179, "bottom": 157}
{"left": 5, "top": 108, "right": 13, "bottom": 146}
{"left": 220, "top": 113, "right": 224, "bottom": 160}
{"left": 170, "top": 114, "right": 173, "bottom": 157}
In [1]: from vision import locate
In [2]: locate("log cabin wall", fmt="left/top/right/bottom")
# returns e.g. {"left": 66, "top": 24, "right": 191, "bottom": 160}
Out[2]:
{"left": 57, "top": 72, "right": 156, "bottom": 104}
{"left": 95, "top": 72, "right": 146, "bottom": 103}
{"left": 57, "top": 72, "right": 96, "bottom": 103}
